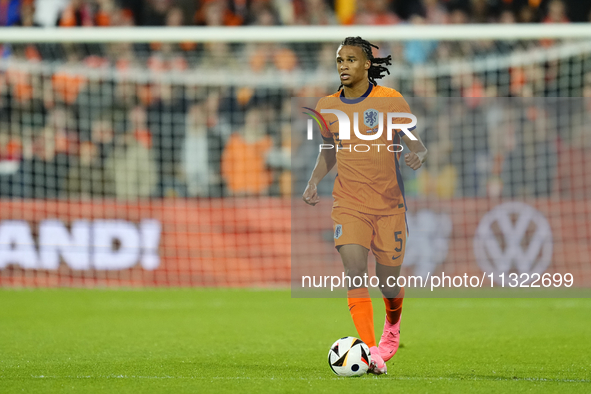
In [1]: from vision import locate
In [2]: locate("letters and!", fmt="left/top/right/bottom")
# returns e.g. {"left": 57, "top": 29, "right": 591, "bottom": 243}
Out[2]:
{"left": 0, "top": 219, "right": 162, "bottom": 271}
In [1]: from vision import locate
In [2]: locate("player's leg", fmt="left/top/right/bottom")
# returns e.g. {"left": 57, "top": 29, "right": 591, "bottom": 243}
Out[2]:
{"left": 372, "top": 213, "right": 407, "bottom": 362}
{"left": 375, "top": 262, "right": 404, "bottom": 361}
{"left": 332, "top": 208, "right": 387, "bottom": 374}
{"left": 337, "top": 244, "right": 374, "bottom": 347}
{"left": 337, "top": 244, "right": 386, "bottom": 375}
{"left": 332, "top": 208, "right": 374, "bottom": 347}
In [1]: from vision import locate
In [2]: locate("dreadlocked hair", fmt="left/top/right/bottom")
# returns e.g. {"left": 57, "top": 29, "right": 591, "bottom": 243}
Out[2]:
{"left": 338, "top": 36, "right": 392, "bottom": 90}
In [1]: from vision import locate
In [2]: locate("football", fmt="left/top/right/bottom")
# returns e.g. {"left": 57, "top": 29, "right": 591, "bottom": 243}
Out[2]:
{"left": 327, "top": 336, "right": 371, "bottom": 377}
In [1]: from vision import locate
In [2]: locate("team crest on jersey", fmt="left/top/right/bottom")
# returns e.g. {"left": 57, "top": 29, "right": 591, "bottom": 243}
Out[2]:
{"left": 364, "top": 109, "right": 379, "bottom": 129}
{"left": 334, "top": 224, "right": 343, "bottom": 239}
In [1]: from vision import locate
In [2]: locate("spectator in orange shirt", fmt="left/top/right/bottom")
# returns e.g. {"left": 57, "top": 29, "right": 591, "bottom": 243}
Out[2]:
{"left": 52, "top": 47, "right": 87, "bottom": 105}
{"left": 221, "top": 107, "right": 273, "bottom": 195}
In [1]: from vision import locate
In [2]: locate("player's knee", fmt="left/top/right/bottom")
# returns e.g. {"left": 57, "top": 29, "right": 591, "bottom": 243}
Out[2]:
{"left": 376, "top": 261, "right": 402, "bottom": 297}
{"left": 380, "top": 284, "right": 401, "bottom": 299}
{"left": 345, "top": 265, "right": 366, "bottom": 279}
{"left": 343, "top": 259, "right": 367, "bottom": 280}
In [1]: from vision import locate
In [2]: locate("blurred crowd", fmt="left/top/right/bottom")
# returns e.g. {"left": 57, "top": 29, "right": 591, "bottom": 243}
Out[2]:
{"left": 1, "top": 0, "right": 590, "bottom": 28}
{"left": 1, "top": 0, "right": 591, "bottom": 201}
{"left": 1, "top": 69, "right": 591, "bottom": 200}
{"left": 1, "top": 0, "right": 587, "bottom": 71}
{"left": 0, "top": 75, "right": 293, "bottom": 198}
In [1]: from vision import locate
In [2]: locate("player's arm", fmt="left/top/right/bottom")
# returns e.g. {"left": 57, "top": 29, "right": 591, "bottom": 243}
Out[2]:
{"left": 302, "top": 143, "right": 336, "bottom": 206}
{"left": 402, "top": 131, "right": 427, "bottom": 170}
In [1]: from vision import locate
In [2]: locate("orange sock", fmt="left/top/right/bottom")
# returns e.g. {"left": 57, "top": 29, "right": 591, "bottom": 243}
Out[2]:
{"left": 347, "top": 287, "right": 376, "bottom": 348}
{"left": 383, "top": 286, "right": 405, "bottom": 324}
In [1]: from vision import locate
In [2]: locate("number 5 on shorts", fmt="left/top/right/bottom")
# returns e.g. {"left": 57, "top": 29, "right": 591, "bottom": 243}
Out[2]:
{"left": 394, "top": 231, "right": 402, "bottom": 252}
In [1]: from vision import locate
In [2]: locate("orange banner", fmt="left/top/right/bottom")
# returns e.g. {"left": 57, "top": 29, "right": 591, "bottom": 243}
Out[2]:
{"left": 1, "top": 198, "right": 590, "bottom": 287}
{"left": 0, "top": 198, "right": 291, "bottom": 287}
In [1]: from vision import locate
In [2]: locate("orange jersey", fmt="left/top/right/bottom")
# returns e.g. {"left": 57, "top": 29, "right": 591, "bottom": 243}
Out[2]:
{"left": 221, "top": 133, "right": 273, "bottom": 194}
{"left": 315, "top": 84, "right": 412, "bottom": 215}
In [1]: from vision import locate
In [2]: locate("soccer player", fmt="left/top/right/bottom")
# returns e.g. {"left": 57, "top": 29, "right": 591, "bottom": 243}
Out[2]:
{"left": 302, "top": 37, "right": 427, "bottom": 375}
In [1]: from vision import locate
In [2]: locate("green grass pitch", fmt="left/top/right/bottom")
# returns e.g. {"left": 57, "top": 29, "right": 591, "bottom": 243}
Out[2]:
{"left": 1, "top": 289, "right": 590, "bottom": 393}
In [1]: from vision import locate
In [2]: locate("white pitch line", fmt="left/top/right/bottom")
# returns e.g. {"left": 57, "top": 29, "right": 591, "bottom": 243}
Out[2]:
{"left": 21, "top": 375, "right": 591, "bottom": 383}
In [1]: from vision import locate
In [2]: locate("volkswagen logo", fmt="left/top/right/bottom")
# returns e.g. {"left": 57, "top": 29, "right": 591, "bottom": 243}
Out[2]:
{"left": 474, "top": 202, "right": 552, "bottom": 284}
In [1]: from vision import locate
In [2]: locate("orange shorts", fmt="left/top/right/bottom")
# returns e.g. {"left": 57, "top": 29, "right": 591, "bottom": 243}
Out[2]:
{"left": 331, "top": 207, "right": 407, "bottom": 267}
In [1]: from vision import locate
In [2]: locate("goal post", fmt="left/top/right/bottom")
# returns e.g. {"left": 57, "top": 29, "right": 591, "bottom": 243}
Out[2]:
{"left": 0, "top": 25, "right": 590, "bottom": 291}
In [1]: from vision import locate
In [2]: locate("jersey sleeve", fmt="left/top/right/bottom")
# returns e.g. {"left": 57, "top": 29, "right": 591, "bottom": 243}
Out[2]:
{"left": 315, "top": 99, "right": 334, "bottom": 142}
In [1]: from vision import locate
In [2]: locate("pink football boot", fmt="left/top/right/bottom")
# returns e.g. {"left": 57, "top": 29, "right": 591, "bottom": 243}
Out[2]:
{"left": 378, "top": 316, "right": 401, "bottom": 362}
{"left": 368, "top": 346, "right": 387, "bottom": 375}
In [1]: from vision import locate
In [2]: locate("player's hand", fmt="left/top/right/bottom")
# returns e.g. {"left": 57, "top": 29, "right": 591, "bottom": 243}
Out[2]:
{"left": 303, "top": 183, "right": 320, "bottom": 206}
{"left": 405, "top": 152, "right": 423, "bottom": 170}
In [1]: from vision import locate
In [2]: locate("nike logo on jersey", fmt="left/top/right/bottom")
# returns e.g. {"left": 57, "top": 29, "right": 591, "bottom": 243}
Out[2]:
{"left": 329, "top": 120, "right": 338, "bottom": 126}
{"left": 392, "top": 255, "right": 401, "bottom": 260}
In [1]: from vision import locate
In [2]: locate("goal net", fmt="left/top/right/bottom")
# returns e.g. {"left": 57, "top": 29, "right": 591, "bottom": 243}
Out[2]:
{"left": 0, "top": 26, "right": 590, "bottom": 290}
